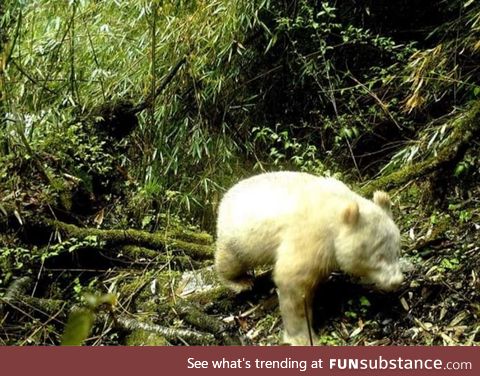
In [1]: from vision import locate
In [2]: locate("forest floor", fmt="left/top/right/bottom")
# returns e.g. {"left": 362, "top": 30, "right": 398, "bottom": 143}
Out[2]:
{"left": 1, "top": 176, "right": 478, "bottom": 346}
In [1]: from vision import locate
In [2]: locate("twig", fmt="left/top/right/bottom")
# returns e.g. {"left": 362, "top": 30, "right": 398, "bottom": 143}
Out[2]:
{"left": 304, "top": 296, "right": 313, "bottom": 346}
{"left": 132, "top": 56, "right": 187, "bottom": 114}
{"left": 20, "top": 302, "right": 67, "bottom": 345}
{"left": 348, "top": 74, "right": 402, "bottom": 130}
{"left": 109, "top": 314, "right": 216, "bottom": 345}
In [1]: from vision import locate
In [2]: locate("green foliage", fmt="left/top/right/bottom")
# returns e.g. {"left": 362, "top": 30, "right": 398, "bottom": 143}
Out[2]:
{"left": 1, "top": 0, "right": 273, "bottom": 225}
{"left": 439, "top": 257, "right": 460, "bottom": 271}
{"left": 38, "top": 123, "right": 114, "bottom": 177}
{"left": 359, "top": 296, "right": 371, "bottom": 307}
{"left": 61, "top": 307, "right": 95, "bottom": 346}
{"left": 402, "top": 2, "right": 480, "bottom": 112}
{"left": 256, "top": 0, "right": 415, "bottom": 153}
{"left": 345, "top": 310, "right": 357, "bottom": 319}
{"left": 252, "top": 126, "right": 330, "bottom": 174}
{"left": 317, "top": 332, "right": 344, "bottom": 346}
{"left": 0, "top": 236, "right": 103, "bottom": 287}
{"left": 454, "top": 154, "right": 477, "bottom": 177}
{"left": 380, "top": 3, "right": 480, "bottom": 175}
{"left": 458, "top": 210, "right": 473, "bottom": 223}
{"left": 1, "top": 0, "right": 478, "bottom": 228}
{"left": 380, "top": 122, "right": 451, "bottom": 175}
{"left": 0, "top": 244, "right": 65, "bottom": 287}
{"left": 0, "top": 246, "right": 32, "bottom": 286}
{"left": 345, "top": 295, "right": 371, "bottom": 322}
{"left": 61, "top": 293, "right": 116, "bottom": 346}
{"left": 50, "top": 236, "right": 104, "bottom": 257}
{"left": 448, "top": 203, "right": 474, "bottom": 224}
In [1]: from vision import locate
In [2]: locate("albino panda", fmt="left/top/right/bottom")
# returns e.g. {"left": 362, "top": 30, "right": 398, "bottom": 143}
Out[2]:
{"left": 215, "top": 171, "right": 404, "bottom": 345}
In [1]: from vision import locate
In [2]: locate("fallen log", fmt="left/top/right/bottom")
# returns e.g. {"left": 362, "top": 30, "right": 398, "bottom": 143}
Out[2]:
{"left": 52, "top": 221, "right": 214, "bottom": 261}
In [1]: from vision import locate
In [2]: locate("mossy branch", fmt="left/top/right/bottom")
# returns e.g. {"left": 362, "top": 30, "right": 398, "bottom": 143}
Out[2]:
{"left": 172, "top": 300, "right": 240, "bottom": 345}
{"left": 111, "top": 314, "right": 216, "bottom": 345}
{"left": 1, "top": 277, "right": 66, "bottom": 319}
{"left": 52, "top": 221, "right": 214, "bottom": 260}
{"left": 360, "top": 101, "right": 480, "bottom": 197}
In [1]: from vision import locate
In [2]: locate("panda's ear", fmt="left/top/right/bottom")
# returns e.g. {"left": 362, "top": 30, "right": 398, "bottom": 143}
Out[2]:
{"left": 373, "top": 191, "right": 392, "bottom": 217}
{"left": 342, "top": 201, "right": 359, "bottom": 226}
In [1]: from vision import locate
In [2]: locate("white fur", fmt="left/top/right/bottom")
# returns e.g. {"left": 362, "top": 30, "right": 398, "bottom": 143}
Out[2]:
{"left": 215, "top": 171, "right": 404, "bottom": 345}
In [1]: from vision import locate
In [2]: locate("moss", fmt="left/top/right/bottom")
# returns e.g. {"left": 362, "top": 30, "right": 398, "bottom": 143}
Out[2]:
{"left": 167, "top": 227, "right": 213, "bottom": 245}
{"left": 316, "top": 332, "right": 345, "bottom": 345}
{"left": 164, "top": 238, "right": 214, "bottom": 260}
{"left": 251, "top": 314, "right": 279, "bottom": 338}
{"left": 22, "top": 296, "right": 66, "bottom": 314}
{"left": 360, "top": 101, "right": 480, "bottom": 197}
{"left": 120, "top": 245, "right": 158, "bottom": 259}
{"left": 173, "top": 300, "right": 226, "bottom": 334}
{"left": 52, "top": 221, "right": 214, "bottom": 260}
{"left": 59, "top": 190, "right": 73, "bottom": 211}
{"left": 124, "top": 329, "right": 168, "bottom": 346}
{"left": 118, "top": 269, "right": 181, "bottom": 306}
{"left": 119, "top": 246, "right": 199, "bottom": 269}
{"left": 187, "top": 285, "right": 237, "bottom": 312}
